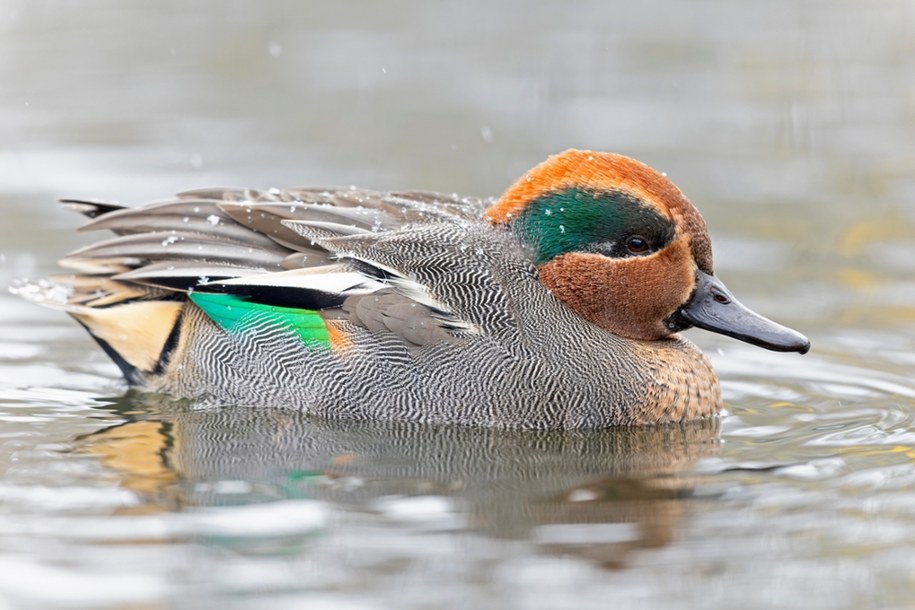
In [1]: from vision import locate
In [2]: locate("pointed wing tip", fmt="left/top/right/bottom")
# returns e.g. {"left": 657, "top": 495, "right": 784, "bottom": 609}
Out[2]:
{"left": 60, "top": 199, "right": 126, "bottom": 219}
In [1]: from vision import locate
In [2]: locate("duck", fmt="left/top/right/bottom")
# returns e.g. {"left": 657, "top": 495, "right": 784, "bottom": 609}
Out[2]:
{"left": 23, "top": 149, "right": 810, "bottom": 429}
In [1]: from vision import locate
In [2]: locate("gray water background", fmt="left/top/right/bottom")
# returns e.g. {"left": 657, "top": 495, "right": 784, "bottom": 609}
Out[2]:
{"left": 1, "top": 1, "right": 914, "bottom": 608}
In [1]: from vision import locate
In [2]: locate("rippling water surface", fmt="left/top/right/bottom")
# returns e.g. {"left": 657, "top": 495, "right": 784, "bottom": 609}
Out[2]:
{"left": 1, "top": 1, "right": 914, "bottom": 608}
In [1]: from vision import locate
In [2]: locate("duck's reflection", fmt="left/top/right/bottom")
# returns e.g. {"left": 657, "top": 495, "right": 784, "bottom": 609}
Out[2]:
{"left": 78, "top": 393, "right": 720, "bottom": 569}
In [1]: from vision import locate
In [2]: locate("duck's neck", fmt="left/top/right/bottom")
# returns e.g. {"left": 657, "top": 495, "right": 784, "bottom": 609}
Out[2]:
{"left": 626, "top": 337, "right": 721, "bottom": 425}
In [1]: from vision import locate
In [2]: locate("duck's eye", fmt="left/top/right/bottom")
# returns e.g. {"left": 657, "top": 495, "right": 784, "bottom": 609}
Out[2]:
{"left": 626, "top": 236, "right": 649, "bottom": 254}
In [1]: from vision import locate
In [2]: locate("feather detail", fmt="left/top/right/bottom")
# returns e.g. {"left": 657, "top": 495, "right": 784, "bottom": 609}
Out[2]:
{"left": 281, "top": 251, "right": 335, "bottom": 270}
{"left": 190, "top": 265, "right": 475, "bottom": 348}
{"left": 58, "top": 256, "right": 135, "bottom": 275}
{"left": 78, "top": 201, "right": 285, "bottom": 251}
{"left": 199, "top": 267, "right": 385, "bottom": 307}
{"left": 68, "top": 300, "right": 183, "bottom": 376}
{"left": 188, "top": 292, "right": 332, "bottom": 349}
{"left": 112, "top": 262, "right": 269, "bottom": 291}
{"left": 64, "top": 231, "right": 287, "bottom": 269}
{"left": 338, "top": 289, "right": 475, "bottom": 348}
{"left": 280, "top": 219, "right": 361, "bottom": 245}
{"left": 217, "top": 205, "right": 337, "bottom": 252}
{"left": 60, "top": 199, "right": 126, "bottom": 219}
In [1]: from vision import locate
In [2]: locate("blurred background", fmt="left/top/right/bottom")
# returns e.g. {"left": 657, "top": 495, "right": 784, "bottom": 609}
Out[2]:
{"left": 1, "top": 1, "right": 914, "bottom": 609}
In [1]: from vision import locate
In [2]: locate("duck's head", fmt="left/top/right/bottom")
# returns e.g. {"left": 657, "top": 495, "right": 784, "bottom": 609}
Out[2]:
{"left": 487, "top": 149, "right": 809, "bottom": 353}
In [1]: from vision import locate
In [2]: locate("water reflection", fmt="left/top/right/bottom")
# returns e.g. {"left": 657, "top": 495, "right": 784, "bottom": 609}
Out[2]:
{"left": 78, "top": 394, "right": 719, "bottom": 570}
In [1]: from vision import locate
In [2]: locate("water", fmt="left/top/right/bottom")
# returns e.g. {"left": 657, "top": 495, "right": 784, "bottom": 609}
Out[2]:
{"left": 1, "top": 1, "right": 914, "bottom": 608}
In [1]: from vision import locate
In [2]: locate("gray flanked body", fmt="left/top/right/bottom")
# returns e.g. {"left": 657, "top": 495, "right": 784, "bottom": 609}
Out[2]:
{"left": 161, "top": 221, "right": 712, "bottom": 428}
{"left": 37, "top": 186, "right": 715, "bottom": 429}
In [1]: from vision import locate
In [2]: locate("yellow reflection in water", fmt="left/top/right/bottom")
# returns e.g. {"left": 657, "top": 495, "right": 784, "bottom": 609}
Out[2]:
{"left": 78, "top": 420, "right": 179, "bottom": 515}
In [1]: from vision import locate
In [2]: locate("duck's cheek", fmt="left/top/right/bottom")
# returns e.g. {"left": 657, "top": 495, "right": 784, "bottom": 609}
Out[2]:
{"left": 538, "top": 240, "right": 696, "bottom": 340}
{"left": 615, "top": 239, "right": 696, "bottom": 336}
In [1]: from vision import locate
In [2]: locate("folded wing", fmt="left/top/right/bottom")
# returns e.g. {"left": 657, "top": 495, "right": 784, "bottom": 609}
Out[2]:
{"left": 40, "top": 187, "right": 490, "bottom": 383}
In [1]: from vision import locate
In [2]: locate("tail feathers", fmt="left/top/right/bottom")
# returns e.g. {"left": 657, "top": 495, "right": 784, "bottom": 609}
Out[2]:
{"left": 68, "top": 299, "right": 184, "bottom": 383}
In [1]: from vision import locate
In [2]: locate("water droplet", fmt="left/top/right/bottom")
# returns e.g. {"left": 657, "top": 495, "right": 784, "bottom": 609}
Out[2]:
{"left": 567, "top": 488, "right": 599, "bottom": 502}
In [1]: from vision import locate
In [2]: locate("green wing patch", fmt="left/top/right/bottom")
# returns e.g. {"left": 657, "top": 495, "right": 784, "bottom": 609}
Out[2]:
{"left": 189, "top": 292, "right": 331, "bottom": 348}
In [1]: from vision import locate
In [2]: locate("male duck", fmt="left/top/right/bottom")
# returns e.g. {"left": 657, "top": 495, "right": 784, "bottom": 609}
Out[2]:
{"left": 28, "top": 150, "right": 809, "bottom": 429}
